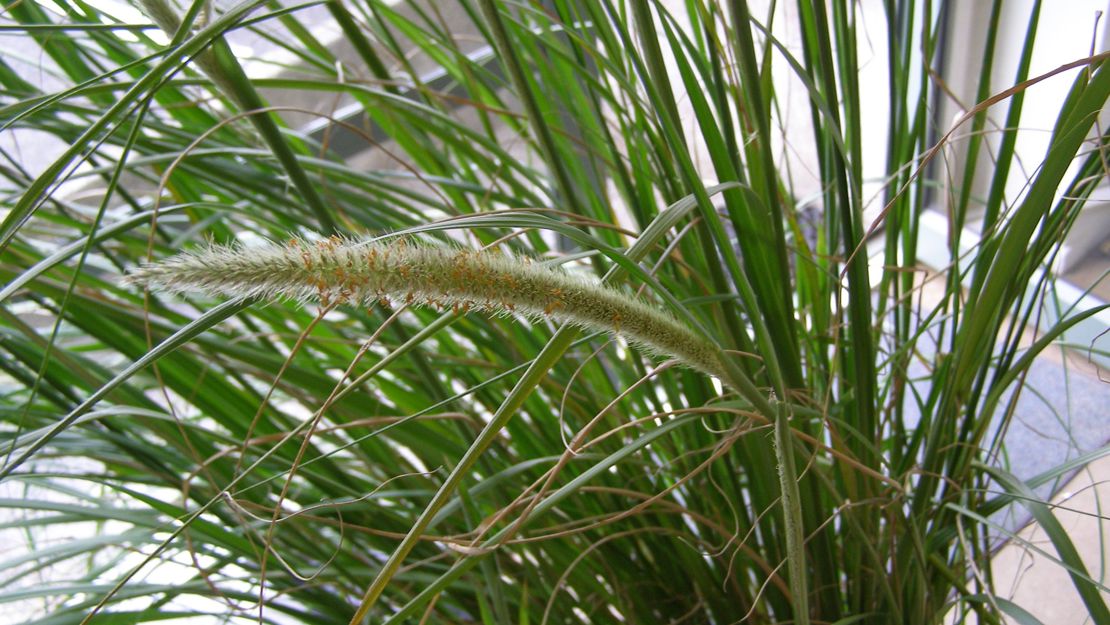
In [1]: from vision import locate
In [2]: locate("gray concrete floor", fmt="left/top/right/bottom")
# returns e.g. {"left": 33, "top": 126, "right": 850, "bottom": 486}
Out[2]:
{"left": 991, "top": 454, "right": 1110, "bottom": 624}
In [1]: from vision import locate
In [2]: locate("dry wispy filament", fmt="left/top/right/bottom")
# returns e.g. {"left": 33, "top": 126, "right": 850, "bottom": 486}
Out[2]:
{"left": 125, "top": 238, "right": 726, "bottom": 379}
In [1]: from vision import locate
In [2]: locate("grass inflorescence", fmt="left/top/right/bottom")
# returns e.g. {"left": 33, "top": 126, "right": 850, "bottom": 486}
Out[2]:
{"left": 125, "top": 237, "right": 727, "bottom": 380}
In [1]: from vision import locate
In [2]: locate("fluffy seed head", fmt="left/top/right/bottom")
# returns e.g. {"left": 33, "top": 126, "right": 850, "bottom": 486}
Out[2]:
{"left": 125, "top": 238, "right": 726, "bottom": 378}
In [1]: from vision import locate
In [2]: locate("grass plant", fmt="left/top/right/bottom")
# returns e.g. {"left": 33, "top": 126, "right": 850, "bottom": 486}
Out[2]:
{"left": 1, "top": 0, "right": 1108, "bottom": 624}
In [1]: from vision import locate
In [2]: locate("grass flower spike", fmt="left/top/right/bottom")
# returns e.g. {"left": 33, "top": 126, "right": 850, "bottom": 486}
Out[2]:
{"left": 125, "top": 238, "right": 726, "bottom": 379}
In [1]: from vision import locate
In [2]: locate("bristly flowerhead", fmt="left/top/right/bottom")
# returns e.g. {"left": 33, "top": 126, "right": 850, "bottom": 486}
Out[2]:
{"left": 125, "top": 237, "right": 726, "bottom": 379}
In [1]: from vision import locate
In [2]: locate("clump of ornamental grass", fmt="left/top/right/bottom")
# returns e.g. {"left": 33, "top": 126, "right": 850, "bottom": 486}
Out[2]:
{"left": 125, "top": 237, "right": 728, "bottom": 380}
